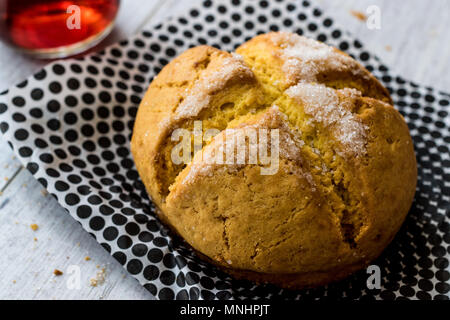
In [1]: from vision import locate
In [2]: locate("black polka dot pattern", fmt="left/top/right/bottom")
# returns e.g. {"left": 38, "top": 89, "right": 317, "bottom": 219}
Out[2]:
{"left": 0, "top": 0, "right": 448, "bottom": 300}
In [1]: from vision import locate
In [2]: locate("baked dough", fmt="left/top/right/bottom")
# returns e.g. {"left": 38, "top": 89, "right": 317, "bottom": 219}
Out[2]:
{"left": 131, "top": 32, "right": 417, "bottom": 289}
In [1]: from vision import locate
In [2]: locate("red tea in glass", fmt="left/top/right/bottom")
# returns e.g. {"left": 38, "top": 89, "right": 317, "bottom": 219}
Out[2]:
{"left": 0, "top": 0, "right": 120, "bottom": 58}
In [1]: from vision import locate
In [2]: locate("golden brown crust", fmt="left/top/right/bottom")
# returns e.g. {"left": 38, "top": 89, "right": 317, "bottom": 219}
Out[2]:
{"left": 131, "top": 32, "right": 417, "bottom": 289}
{"left": 131, "top": 45, "right": 261, "bottom": 211}
{"left": 236, "top": 32, "right": 392, "bottom": 103}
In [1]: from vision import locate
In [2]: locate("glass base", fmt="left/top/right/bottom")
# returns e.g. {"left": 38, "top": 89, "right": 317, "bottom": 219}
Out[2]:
{"left": 13, "top": 19, "right": 116, "bottom": 59}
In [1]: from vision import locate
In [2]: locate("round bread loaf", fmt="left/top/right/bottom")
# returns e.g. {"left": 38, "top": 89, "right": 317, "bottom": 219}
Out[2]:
{"left": 131, "top": 32, "right": 417, "bottom": 289}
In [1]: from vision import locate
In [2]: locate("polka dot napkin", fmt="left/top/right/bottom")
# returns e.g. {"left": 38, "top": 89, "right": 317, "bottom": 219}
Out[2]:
{"left": 0, "top": 0, "right": 449, "bottom": 300}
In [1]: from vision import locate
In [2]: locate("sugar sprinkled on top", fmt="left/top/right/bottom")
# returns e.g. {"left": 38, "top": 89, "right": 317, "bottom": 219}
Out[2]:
{"left": 271, "top": 32, "right": 356, "bottom": 83}
{"left": 180, "top": 106, "right": 311, "bottom": 186}
{"left": 175, "top": 53, "right": 254, "bottom": 119}
{"left": 286, "top": 83, "right": 367, "bottom": 156}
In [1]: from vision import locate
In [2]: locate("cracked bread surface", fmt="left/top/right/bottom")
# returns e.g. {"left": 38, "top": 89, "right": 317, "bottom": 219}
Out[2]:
{"left": 131, "top": 32, "right": 417, "bottom": 289}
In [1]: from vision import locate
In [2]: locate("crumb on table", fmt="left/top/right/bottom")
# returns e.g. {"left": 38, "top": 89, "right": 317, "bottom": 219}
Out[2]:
{"left": 85, "top": 256, "right": 91, "bottom": 261}
{"left": 90, "top": 268, "right": 106, "bottom": 287}
{"left": 53, "top": 269, "right": 63, "bottom": 276}
{"left": 350, "top": 10, "right": 367, "bottom": 22}
{"left": 30, "top": 224, "right": 39, "bottom": 231}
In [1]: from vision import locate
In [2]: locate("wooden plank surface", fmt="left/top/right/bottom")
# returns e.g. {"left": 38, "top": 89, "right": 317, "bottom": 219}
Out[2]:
{"left": 0, "top": 0, "right": 167, "bottom": 300}
{"left": 0, "top": 169, "right": 153, "bottom": 299}
{"left": 0, "top": 0, "right": 448, "bottom": 299}
{"left": 316, "top": 0, "right": 450, "bottom": 92}
{"left": 0, "top": 141, "right": 21, "bottom": 191}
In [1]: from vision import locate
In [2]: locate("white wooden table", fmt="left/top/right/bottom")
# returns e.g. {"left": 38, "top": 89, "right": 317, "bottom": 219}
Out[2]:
{"left": 0, "top": 0, "right": 448, "bottom": 299}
